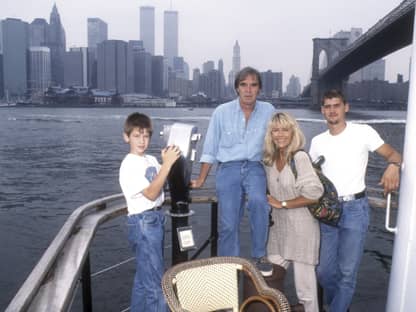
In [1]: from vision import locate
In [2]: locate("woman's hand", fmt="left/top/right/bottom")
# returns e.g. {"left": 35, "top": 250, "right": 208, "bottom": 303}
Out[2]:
{"left": 267, "top": 194, "right": 282, "bottom": 209}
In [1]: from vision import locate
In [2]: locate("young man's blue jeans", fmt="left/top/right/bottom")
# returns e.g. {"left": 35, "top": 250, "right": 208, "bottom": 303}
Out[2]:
{"left": 215, "top": 160, "right": 270, "bottom": 258}
{"left": 127, "top": 210, "right": 167, "bottom": 312}
{"left": 316, "top": 197, "right": 370, "bottom": 312}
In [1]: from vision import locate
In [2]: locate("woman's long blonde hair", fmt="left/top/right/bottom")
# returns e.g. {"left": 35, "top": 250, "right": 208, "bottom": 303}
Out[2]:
{"left": 263, "top": 112, "right": 305, "bottom": 166}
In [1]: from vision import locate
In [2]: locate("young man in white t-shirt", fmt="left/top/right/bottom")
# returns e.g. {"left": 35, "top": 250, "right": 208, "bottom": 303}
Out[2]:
{"left": 119, "top": 112, "right": 180, "bottom": 312}
{"left": 309, "top": 89, "right": 401, "bottom": 312}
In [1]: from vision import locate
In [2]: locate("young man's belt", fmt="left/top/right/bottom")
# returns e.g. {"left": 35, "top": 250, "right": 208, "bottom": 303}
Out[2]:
{"left": 145, "top": 206, "right": 163, "bottom": 212}
{"left": 338, "top": 190, "right": 366, "bottom": 202}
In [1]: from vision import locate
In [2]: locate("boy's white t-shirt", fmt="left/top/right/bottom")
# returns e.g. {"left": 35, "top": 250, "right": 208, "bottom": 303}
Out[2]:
{"left": 119, "top": 153, "right": 164, "bottom": 215}
{"left": 309, "top": 122, "right": 384, "bottom": 197}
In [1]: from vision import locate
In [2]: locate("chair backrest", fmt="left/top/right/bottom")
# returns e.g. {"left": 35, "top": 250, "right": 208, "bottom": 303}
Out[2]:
{"left": 162, "top": 256, "right": 291, "bottom": 312}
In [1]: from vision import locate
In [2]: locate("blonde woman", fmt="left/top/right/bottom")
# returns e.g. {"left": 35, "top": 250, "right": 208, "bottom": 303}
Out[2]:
{"left": 263, "top": 112, "right": 323, "bottom": 312}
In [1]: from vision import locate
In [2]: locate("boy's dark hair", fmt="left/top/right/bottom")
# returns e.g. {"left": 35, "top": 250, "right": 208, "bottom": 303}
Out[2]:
{"left": 234, "top": 66, "right": 262, "bottom": 91}
{"left": 124, "top": 112, "right": 153, "bottom": 137}
{"left": 322, "top": 89, "right": 346, "bottom": 106}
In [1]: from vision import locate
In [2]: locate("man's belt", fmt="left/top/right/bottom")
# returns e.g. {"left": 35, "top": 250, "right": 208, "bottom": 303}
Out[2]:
{"left": 338, "top": 190, "right": 366, "bottom": 202}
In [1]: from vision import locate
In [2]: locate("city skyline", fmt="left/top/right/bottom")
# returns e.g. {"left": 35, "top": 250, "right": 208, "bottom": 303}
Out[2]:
{"left": 1, "top": 0, "right": 411, "bottom": 88}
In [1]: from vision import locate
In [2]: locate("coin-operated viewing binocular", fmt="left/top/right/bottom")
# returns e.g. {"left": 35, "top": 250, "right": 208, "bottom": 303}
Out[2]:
{"left": 161, "top": 122, "right": 201, "bottom": 264}
{"left": 161, "top": 122, "right": 201, "bottom": 212}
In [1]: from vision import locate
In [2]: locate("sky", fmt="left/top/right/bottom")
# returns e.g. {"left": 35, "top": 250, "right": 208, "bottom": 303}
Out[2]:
{"left": 1, "top": 0, "right": 412, "bottom": 88}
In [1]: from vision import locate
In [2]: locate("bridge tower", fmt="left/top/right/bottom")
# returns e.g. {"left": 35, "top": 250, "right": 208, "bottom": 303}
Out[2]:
{"left": 311, "top": 38, "right": 349, "bottom": 108}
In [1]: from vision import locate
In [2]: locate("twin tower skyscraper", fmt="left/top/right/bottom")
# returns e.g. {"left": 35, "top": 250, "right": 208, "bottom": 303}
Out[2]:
{"left": 139, "top": 6, "right": 178, "bottom": 67}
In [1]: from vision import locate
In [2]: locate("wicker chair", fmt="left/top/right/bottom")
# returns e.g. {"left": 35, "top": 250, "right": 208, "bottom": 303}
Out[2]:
{"left": 162, "top": 256, "right": 291, "bottom": 312}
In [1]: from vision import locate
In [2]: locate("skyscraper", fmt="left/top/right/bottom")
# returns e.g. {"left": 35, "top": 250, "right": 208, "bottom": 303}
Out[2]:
{"left": 152, "top": 55, "right": 164, "bottom": 97}
{"left": 28, "top": 47, "right": 51, "bottom": 94}
{"left": 232, "top": 40, "right": 241, "bottom": 73}
{"left": 218, "top": 59, "right": 226, "bottom": 98}
{"left": 87, "top": 18, "right": 107, "bottom": 89}
{"left": 48, "top": 4, "right": 66, "bottom": 86}
{"left": 97, "top": 40, "right": 127, "bottom": 93}
{"left": 0, "top": 18, "right": 29, "bottom": 98}
{"left": 261, "top": 70, "right": 282, "bottom": 98}
{"left": 228, "top": 40, "right": 241, "bottom": 88}
{"left": 203, "top": 60, "right": 215, "bottom": 74}
{"left": 64, "top": 47, "right": 89, "bottom": 87}
{"left": 140, "top": 6, "right": 155, "bottom": 55}
{"left": 286, "top": 75, "right": 301, "bottom": 97}
{"left": 29, "top": 18, "right": 48, "bottom": 47}
{"left": 87, "top": 18, "right": 108, "bottom": 52}
{"left": 164, "top": 10, "right": 178, "bottom": 67}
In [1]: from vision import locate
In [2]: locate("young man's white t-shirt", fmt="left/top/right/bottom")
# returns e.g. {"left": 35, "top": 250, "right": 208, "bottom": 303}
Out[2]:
{"left": 309, "top": 122, "right": 384, "bottom": 197}
{"left": 119, "top": 153, "right": 164, "bottom": 215}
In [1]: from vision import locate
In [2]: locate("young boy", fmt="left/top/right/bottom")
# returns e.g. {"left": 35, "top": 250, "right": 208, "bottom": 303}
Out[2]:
{"left": 119, "top": 112, "right": 180, "bottom": 312}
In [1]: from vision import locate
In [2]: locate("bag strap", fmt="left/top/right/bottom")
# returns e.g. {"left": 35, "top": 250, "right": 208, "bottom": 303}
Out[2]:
{"left": 289, "top": 149, "right": 305, "bottom": 179}
{"left": 239, "top": 295, "right": 277, "bottom": 312}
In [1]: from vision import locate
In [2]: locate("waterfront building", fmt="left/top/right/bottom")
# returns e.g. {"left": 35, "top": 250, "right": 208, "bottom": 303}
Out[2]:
{"left": 136, "top": 51, "right": 152, "bottom": 95}
{"left": 173, "top": 56, "right": 186, "bottom": 79}
{"left": 163, "top": 57, "right": 169, "bottom": 94}
{"left": 346, "top": 78, "right": 408, "bottom": 109}
{"left": 286, "top": 75, "right": 302, "bottom": 97}
{"left": 192, "top": 68, "right": 200, "bottom": 93}
{"left": 64, "top": 47, "right": 89, "bottom": 87}
{"left": 0, "top": 18, "right": 28, "bottom": 98}
{"left": 0, "top": 54, "right": 4, "bottom": 98}
{"left": 139, "top": 6, "right": 155, "bottom": 55}
{"left": 152, "top": 55, "right": 164, "bottom": 97}
{"left": 207, "top": 70, "right": 222, "bottom": 100}
{"left": 126, "top": 40, "right": 144, "bottom": 93}
{"left": 260, "top": 70, "right": 282, "bottom": 98}
{"left": 97, "top": 40, "right": 127, "bottom": 94}
{"left": 197, "top": 69, "right": 222, "bottom": 100}
{"left": 47, "top": 4, "right": 66, "bottom": 87}
{"left": 29, "top": 18, "right": 48, "bottom": 47}
{"left": 168, "top": 75, "right": 192, "bottom": 98}
{"left": 164, "top": 10, "right": 178, "bottom": 68}
{"left": 122, "top": 94, "right": 176, "bottom": 107}
{"left": 360, "top": 59, "right": 386, "bottom": 81}
{"left": 183, "top": 61, "right": 190, "bottom": 80}
{"left": 28, "top": 47, "right": 51, "bottom": 96}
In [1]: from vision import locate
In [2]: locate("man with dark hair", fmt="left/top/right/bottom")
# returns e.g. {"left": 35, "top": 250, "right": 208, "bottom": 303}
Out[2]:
{"left": 309, "top": 89, "right": 401, "bottom": 312}
{"left": 191, "top": 66, "right": 275, "bottom": 275}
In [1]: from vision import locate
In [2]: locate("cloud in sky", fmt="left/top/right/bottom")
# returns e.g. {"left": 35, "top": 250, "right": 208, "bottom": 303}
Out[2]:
{"left": 1, "top": 0, "right": 411, "bottom": 87}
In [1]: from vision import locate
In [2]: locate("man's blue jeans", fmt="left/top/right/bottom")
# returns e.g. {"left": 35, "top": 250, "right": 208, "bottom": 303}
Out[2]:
{"left": 316, "top": 197, "right": 370, "bottom": 312}
{"left": 215, "top": 160, "right": 269, "bottom": 258}
{"left": 127, "top": 210, "right": 167, "bottom": 312}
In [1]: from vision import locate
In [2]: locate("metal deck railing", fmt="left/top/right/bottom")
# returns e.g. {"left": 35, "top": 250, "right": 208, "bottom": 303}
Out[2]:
{"left": 6, "top": 188, "right": 393, "bottom": 311}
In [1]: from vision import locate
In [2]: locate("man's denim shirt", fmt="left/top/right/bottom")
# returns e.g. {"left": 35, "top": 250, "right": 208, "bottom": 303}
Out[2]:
{"left": 200, "top": 99, "right": 275, "bottom": 164}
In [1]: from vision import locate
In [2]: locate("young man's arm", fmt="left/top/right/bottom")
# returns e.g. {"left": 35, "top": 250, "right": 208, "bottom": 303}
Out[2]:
{"left": 142, "top": 146, "right": 180, "bottom": 201}
{"left": 376, "top": 143, "right": 402, "bottom": 195}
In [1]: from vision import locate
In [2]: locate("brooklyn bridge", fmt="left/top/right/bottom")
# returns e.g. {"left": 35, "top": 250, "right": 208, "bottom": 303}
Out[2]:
{"left": 303, "top": 0, "right": 414, "bottom": 108}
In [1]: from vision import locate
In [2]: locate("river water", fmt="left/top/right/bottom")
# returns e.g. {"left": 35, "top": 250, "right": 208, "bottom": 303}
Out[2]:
{"left": 0, "top": 106, "right": 406, "bottom": 311}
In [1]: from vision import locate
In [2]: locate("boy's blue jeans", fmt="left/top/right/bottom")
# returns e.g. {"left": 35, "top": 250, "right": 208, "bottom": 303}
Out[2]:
{"left": 127, "top": 210, "right": 167, "bottom": 312}
{"left": 316, "top": 197, "right": 370, "bottom": 312}
{"left": 215, "top": 160, "right": 269, "bottom": 258}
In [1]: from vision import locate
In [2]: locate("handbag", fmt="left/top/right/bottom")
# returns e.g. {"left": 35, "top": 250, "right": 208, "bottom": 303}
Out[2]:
{"left": 290, "top": 150, "right": 342, "bottom": 226}
{"left": 240, "top": 295, "right": 277, "bottom": 312}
